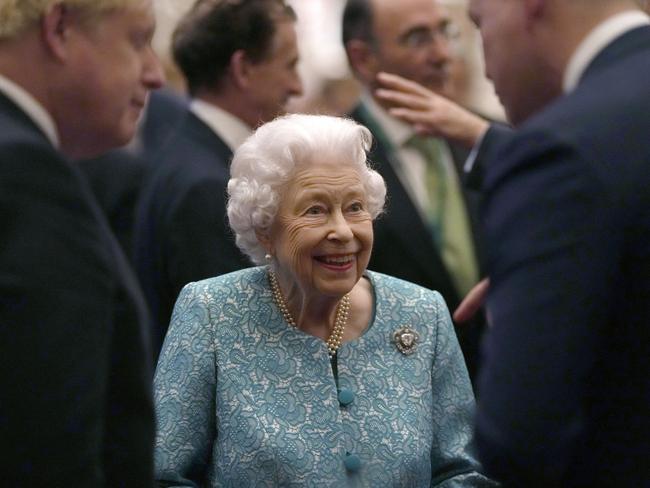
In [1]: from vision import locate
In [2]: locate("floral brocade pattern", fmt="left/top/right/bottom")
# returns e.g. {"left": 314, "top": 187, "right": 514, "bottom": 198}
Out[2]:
{"left": 154, "top": 267, "right": 495, "bottom": 487}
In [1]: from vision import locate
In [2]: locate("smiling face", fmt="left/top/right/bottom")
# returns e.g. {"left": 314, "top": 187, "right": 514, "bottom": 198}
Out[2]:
{"left": 57, "top": 0, "right": 163, "bottom": 157}
{"left": 263, "top": 156, "right": 374, "bottom": 301}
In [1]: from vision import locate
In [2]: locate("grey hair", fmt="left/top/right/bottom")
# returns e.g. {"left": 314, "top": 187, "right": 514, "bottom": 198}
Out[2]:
{"left": 227, "top": 113, "right": 386, "bottom": 265}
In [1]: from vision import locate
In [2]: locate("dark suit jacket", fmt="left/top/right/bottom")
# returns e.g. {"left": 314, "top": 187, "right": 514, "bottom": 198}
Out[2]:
{"left": 475, "top": 25, "right": 650, "bottom": 486}
{"left": 0, "top": 93, "right": 154, "bottom": 486}
{"left": 350, "top": 104, "right": 485, "bottom": 382}
{"left": 79, "top": 149, "right": 148, "bottom": 259}
{"left": 139, "top": 87, "right": 189, "bottom": 159}
{"left": 463, "top": 122, "right": 513, "bottom": 192}
{"left": 133, "top": 112, "right": 251, "bottom": 356}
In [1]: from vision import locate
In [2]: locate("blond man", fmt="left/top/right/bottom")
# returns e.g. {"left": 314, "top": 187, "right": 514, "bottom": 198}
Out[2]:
{"left": 0, "top": 0, "right": 163, "bottom": 485}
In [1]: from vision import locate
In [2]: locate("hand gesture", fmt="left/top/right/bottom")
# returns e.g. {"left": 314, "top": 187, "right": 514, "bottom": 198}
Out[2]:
{"left": 375, "top": 72, "right": 489, "bottom": 149}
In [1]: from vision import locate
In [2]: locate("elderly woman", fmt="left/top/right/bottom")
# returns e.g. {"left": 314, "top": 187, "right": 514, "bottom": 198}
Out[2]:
{"left": 153, "top": 114, "right": 495, "bottom": 487}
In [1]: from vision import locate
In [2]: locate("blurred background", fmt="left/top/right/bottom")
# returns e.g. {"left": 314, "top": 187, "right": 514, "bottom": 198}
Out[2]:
{"left": 152, "top": 0, "right": 505, "bottom": 120}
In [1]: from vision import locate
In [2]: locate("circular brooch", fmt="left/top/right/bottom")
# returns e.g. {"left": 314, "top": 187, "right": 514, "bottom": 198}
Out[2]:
{"left": 392, "top": 326, "right": 419, "bottom": 355}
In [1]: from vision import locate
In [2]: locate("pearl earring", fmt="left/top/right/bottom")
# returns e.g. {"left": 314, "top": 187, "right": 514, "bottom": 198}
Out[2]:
{"left": 265, "top": 253, "right": 272, "bottom": 262}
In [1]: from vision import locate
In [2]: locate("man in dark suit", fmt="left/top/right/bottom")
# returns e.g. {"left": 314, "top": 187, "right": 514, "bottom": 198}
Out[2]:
{"left": 0, "top": 0, "right": 163, "bottom": 486}
{"left": 465, "top": 0, "right": 650, "bottom": 485}
{"left": 133, "top": 0, "right": 303, "bottom": 355}
{"left": 342, "top": 0, "right": 486, "bottom": 381}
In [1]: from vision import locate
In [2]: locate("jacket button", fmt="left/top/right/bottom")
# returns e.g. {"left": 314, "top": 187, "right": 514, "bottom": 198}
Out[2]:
{"left": 338, "top": 388, "right": 355, "bottom": 406}
{"left": 344, "top": 452, "right": 361, "bottom": 472}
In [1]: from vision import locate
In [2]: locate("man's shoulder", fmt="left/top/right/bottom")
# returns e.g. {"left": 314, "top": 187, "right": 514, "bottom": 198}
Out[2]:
{"left": 0, "top": 96, "right": 81, "bottom": 194}
{"left": 491, "top": 42, "right": 648, "bottom": 162}
{"left": 504, "top": 64, "right": 650, "bottom": 178}
{"left": 158, "top": 114, "right": 232, "bottom": 165}
{"left": 0, "top": 127, "right": 70, "bottom": 187}
{"left": 0, "top": 98, "right": 76, "bottom": 196}
{"left": 144, "top": 120, "right": 232, "bottom": 192}
{"left": 527, "top": 28, "right": 650, "bottom": 140}
{"left": 0, "top": 104, "right": 52, "bottom": 153}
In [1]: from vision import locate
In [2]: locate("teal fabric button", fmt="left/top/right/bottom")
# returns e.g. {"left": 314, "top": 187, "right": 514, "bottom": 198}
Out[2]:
{"left": 344, "top": 453, "right": 361, "bottom": 472}
{"left": 338, "top": 388, "right": 355, "bottom": 406}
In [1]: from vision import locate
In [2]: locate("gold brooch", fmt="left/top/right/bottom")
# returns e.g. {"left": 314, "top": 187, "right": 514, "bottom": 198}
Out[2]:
{"left": 392, "top": 326, "right": 419, "bottom": 355}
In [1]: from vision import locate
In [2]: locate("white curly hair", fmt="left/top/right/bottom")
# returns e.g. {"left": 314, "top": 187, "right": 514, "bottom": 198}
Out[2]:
{"left": 227, "top": 113, "right": 386, "bottom": 265}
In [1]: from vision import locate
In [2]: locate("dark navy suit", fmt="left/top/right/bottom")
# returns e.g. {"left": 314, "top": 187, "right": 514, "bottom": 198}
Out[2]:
{"left": 133, "top": 112, "right": 251, "bottom": 356}
{"left": 79, "top": 149, "right": 149, "bottom": 259}
{"left": 0, "top": 92, "right": 154, "bottom": 486}
{"left": 139, "top": 88, "right": 189, "bottom": 158}
{"left": 476, "top": 25, "right": 650, "bottom": 486}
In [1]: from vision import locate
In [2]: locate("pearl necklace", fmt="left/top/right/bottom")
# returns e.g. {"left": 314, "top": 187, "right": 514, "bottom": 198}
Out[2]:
{"left": 268, "top": 270, "right": 350, "bottom": 358}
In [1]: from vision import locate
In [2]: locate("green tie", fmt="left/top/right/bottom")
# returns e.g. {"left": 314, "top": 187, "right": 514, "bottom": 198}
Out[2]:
{"left": 405, "top": 135, "right": 479, "bottom": 296}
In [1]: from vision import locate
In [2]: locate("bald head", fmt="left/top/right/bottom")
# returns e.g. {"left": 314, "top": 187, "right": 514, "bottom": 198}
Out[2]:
{"left": 467, "top": 0, "right": 642, "bottom": 125}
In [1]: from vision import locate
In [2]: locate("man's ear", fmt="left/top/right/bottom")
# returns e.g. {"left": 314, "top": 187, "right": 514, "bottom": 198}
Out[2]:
{"left": 230, "top": 49, "right": 254, "bottom": 89}
{"left": 345, "top": 39, "right": 379, "bottom": 85}
{"left": 41, "top": 2, "right": 73, "bottom": 62}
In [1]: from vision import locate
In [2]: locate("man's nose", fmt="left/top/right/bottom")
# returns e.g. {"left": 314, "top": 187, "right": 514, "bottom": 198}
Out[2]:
{"left": 143, "top": 47, "right": 165, "bottom": 90}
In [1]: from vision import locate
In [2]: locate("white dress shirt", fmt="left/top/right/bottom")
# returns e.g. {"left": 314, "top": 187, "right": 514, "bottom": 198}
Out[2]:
{"left": 190, "top": 99, "right": 252, "bottom": 151}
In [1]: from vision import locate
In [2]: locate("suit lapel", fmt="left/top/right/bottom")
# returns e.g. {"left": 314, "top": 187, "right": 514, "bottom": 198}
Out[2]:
{"left": 0, "top": 91, "right": 52, "bottom": 146}
{"left": 181, "top": 112, "right": 234, "bottom": 164}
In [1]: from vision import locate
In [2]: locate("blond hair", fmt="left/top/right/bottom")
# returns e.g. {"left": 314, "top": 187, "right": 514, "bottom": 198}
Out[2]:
{"left": 0, "top": 0, "right": 143, "bottom": 39}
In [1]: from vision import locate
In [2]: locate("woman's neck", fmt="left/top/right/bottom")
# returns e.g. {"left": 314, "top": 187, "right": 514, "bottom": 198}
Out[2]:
{"left": 270, "top": 270, "right": 373, "bottom": 345}
{"left": 282, "top": 282, "right": 342, "bottom": 342}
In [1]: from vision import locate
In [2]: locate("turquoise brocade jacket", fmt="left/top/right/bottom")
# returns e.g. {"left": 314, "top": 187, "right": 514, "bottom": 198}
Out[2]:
{"left": 153, "top": 267, "right": 495, "bottom": 487}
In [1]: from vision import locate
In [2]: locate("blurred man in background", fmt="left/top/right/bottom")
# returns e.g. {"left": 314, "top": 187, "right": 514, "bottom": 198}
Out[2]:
{"left": 343, "top": 0, "right": 486, "bottom": 382}
{"left": 0, "top": 0, "right": 163, "bottom": 484}
{"left": 133, "top": 0, "right": 303, "bottom": 355}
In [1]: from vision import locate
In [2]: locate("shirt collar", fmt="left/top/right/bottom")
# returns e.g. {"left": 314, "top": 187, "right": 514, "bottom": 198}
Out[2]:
{"left": 190, "top": 98, "right": 252, "bottom": 151}
{"left": 0, "top": 74, "right": 60, "bottom": 147}
{"left": 563, "top": 10, "right": 650, "bottom": 93}
{"left": 361, "top": 91, "right": 416, "bottom": 148}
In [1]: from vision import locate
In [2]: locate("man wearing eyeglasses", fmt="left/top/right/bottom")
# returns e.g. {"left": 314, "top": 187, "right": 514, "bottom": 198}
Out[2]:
{"left": 343, "top": 0, "right": 485, "bottom": 384}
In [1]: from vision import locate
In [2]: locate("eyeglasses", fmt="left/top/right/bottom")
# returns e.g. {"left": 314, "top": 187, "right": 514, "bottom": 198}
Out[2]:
{"left": 399, "top": 21, "right": 460, "bottom": 50}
